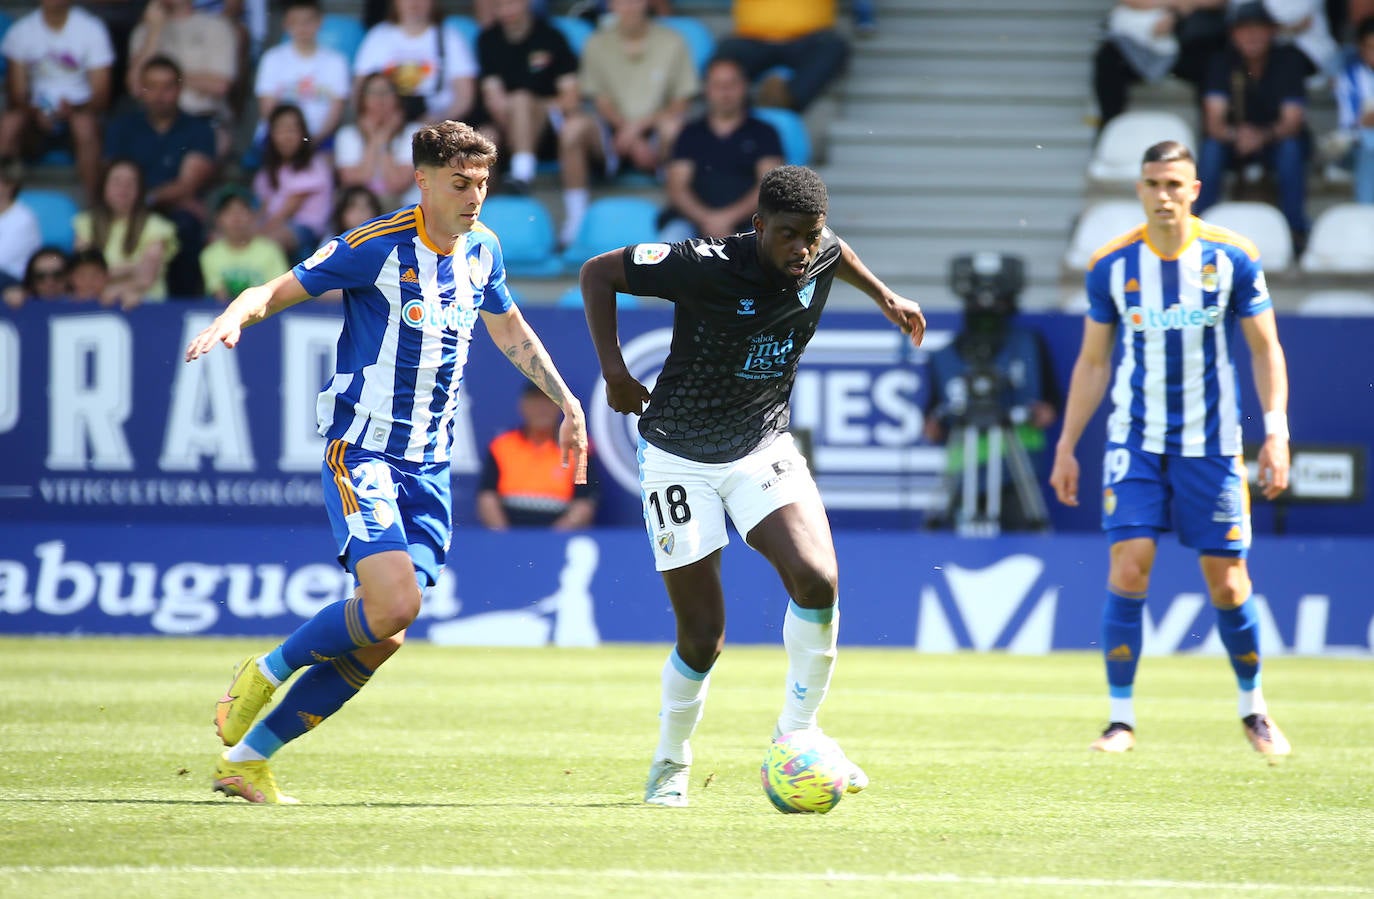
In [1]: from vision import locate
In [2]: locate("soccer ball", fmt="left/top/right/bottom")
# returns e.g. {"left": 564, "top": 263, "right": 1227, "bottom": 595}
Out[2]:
{"left": 760, "top": 730, "right": 848, "bottom": 814}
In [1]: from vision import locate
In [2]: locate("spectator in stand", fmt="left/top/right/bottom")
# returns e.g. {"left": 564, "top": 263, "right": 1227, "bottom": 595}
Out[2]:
{"left": 74, "top": 158, "right": 178, "bottom": 308}
{"left": 713, "top": 0, "right": 850, "bottom": 112}
{"left": 254, "top": 0, "right": 350, "bottom": 150}
{"left": 354, "top": 0, "right": 478, "bottom": 126}
{"left": 0, "top": 158, "right": 44, "bottom": 292}
{"left": 1265, "top": 0, "right": 1341, "bottom": 77}
{"left": 105, "top": 54, "right": 217, "bottom": 298}
{"left": 475, "top": 0, "right": 589, "bottom": 243}
{"left": 252, "top": 104, "right": 334, "bottom": 263}
{"left": 579, "top": 0, "right": 699, "bottom": 177}
{"left": 1333, "top": 16, "right": 1374, "bottom": 201}
{"left": 2, "top": 246, "right": 71, "bottom": 309}
{"left": 1196, "top": 2, "right": 1312, "bottom": 251}
{"left": 0, "top": 0, "right": 115, "bottom": 204}
{"left": 126, "top": 0, "right": 241, "bottom": 158}
{"left": 200, "top": 184, "right": 288, "bottom": 303}
{"left": 477, "top": 383, "right": 599, "bottom": 530}
{"left": 1091, "top": 0, "right": 1230, "bottom": 132}
{"left": 85, "top": 0, "right": 151, "bottom": 109}
{"left": 659, "top": 56, "right": 784, "bottom": 242}
{"left": 67, "top": 247, "right": 111, "bottom": 303}
{"left": 330, "top": 185, "right": 385, "bottom": 236}
{"left": 334, "top": 72, "right": 422, "bottom": 208}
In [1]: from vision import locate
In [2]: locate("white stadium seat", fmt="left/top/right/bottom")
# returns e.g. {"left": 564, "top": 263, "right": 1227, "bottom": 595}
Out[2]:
{"left": 1203, "top": 201, "right": 1293, "bottom": 274}
{"left": 1063, "top": 200, "right": 1143, "bottom": 271}
{"left": 1299, "top": 204, "right": 1374, "bottom": 275}
{"left": 1297, "top": 290, "right": 1374, "bottom": 315}
{"left": 1087, "top": 111, "right": 1195, "bottom": 186}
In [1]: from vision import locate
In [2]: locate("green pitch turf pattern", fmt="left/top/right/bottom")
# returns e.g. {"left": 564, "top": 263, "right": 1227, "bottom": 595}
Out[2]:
{"left": 0, "top": 638, "right": 1371, "bottom": 898}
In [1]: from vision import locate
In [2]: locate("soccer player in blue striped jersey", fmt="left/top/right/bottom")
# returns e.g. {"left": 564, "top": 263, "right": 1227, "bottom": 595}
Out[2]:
{"left": 185, "top": 120, "right": 589, "bottom": 803}
{"left": 1050, "top": 140, "right": 1293, "bottom": 756}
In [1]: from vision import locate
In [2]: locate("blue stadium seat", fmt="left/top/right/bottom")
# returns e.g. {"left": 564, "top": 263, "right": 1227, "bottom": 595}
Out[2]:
{"left": 552, "top": 16, "right": 594, "bottom": 55}
{"left": 444, "top": 14, "right": 480, "bottom": 51}
{"left": 314, "top": 14, "right": 366, "bottom": 60}
{"left": 20, "top": 189, "right": 79, "bottom": 252}
{"left": 752, "top": 107, "right": 811, "bottom": 166}
{"left": 560, "top": 196, "right": 661, "bottom": 268}
{"left": 0, "top": 13, "right": 11, "bottom": 78}
{"left": 477, "top": 195, "right": 564, "bottom": 277}
{"left": 658, "top": 16, "right": 715, "bottom": 73}
{"left": 557, "top": 285, "right": 639, "bottom": 309}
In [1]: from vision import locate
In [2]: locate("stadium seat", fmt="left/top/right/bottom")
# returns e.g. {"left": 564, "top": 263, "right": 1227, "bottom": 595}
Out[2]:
{"left": 477, "top": 195, "right": 564, "bottom": 277}
{"left": 20, "top": 189, "right": 79, "bottom": 252}
{"left": 559, "top": 196, "right": 661, "bottom": 268}
{"left": 1203, "top": 201, "right": 1293, "bottom": 274}
{"left": 1062, "top": 200, "right": 1142, "bottom": 271}
{"left": 752, "top": 107, "right": 812, "bottom": 167}
{"left": 552, "top": 16, "right": 594, "bottom": 55}
{"left": 1087, "top": 111, "right": 1195, "bottom": 186}
{"left": 1299, "top": 204, "right": 1374, "bottom": 275}
{"left": 556, "top": 285, "right": 639, "bottom": 309}
{"left": 313, "top": 14, "right": 366, "bottom": 60}
{"left": 444, "top": 14, "right": 480, "bottom": 51}
{"left": 1296, "top": 290, "right": 1374, "bottom": 315}
{"left": 0, "top": 13, "right": 11, "bottom": 78}
{"left": 659, "top": 16, "right": 715, "bottom": 73}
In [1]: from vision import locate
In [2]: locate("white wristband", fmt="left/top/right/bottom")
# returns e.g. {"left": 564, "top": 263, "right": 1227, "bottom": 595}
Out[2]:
{"left": 1264, "top": 410, "right": 1289, "bottom": 440}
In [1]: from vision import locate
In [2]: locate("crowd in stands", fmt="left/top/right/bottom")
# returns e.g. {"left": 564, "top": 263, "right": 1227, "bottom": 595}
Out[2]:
{"left": 0, "top": 0, "right": 870, "bottom": 307}
{"left": 1093, "top": 0, "right": 1374, "bottom": 257}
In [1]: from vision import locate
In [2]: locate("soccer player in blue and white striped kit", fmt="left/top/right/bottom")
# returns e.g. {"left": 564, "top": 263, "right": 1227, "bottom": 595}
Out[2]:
{"left": 185, "top": 120, "right": 589, "bottom": 802}
{"left": 1051, "top": 139, "right": 1293, "bottom": 756}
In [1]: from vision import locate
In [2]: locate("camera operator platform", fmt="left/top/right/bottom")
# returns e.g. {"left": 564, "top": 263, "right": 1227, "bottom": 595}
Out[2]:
{"left": 925, "top": 252, "right": 1056, "bottom": 537}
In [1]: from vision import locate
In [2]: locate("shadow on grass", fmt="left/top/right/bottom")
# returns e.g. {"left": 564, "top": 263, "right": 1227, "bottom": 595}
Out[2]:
{"left": 2, "top": 798, "right": 642, "bottom": 809}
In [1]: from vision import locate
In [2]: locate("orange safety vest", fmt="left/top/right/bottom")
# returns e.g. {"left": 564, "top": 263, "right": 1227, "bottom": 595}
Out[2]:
{"left": 490, "top": 429, "right": 577, "bottom": 513}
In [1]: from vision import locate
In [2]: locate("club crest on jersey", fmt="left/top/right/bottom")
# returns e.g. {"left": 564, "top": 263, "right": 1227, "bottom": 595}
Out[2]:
{"left": 469, "top": 245, "right": 493, "bottom": 288}
{"left": 657, "top": 532, "right": 675, "bottom": 555}
{"left": 737, "top": 298, "right": 755, "bottom": 316}
{"left": 1200, "top": 263, "right": 1219, "bottom": 293}
{"left": 303, "top": 239, "right": 337, "bottom": 270}
{"left": 797, "top": 278, "right": 816, "bottom": 308}
{"left": 633, "top": 243, "right": 670, "bottom": 265}
{"left": 1103, "top": 487, "right": 1117, "bottom": 516}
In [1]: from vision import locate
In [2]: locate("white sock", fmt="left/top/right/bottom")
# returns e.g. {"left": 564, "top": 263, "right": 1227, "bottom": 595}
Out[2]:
{"left": 776, "top": 600, "right": 838, "bottom": 736}
{"left": 510, "top": 152, "right": 537, "bottom": 183}
{"left": 1109, "top": 696, "right": 1135, "bottom": 727}
{"left": 654, "top": 649, "right": 710, "bottom": 765}
{"left": 256, "top": 656, "right": 283, "bottom": 687}
{"left": 225, "top": 742, "right": 266, "bottom": 763}
{"left": 1239, "top": 686, "right": 1267, "bottom": 718}
{"left": 561, "top": 187, "right": 590, "bottom": 245}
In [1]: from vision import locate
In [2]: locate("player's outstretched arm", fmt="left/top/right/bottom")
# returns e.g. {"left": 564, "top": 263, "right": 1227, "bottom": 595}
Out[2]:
{"left": 1242, "top": 309, "right": 1291, "bottom": 500}
{"left": 480, "top": 305, "right": 589, "bottom": 485}
{"left": 1049, "top": 318, "right": 1116, "bottom": 507}
{"left": 580, "top": 249, "right": 651, "bottom": 415}
{"left": 835, "top": 238, "right": 926, "bottom": 346}
{"left": 184, "top": 271, "right": 311, "bottom": 362}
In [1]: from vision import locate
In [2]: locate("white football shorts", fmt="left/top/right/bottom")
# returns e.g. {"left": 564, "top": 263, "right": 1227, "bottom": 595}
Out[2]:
{"left": 638, "top": 432, "right": 822, "bottom": 571}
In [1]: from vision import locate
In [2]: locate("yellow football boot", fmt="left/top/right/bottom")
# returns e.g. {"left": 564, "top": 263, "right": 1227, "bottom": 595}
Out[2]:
{"left": 212, "top": 753, "right": 298, "bottom": 805}
{"left": 214, "top": 656, "right": 277, "bottom": 746}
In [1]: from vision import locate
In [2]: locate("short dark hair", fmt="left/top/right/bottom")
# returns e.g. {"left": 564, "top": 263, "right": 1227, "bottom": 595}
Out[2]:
{"left": 1141, "top": 140, "right": 1195, "bottom": 167}
{"left": 70, "top": 248, "right": 108, "bottom": 272}
{"left": 412, "top": 120, "right": 499, "bottom": 170}
{"left": 757, "top": 165, "right": 827, "bottom": 219}
{"left": 1357, "top": 15, "right": 1374, "bottom": 42}
{"left": 704, "top": 55, "right": 748, "bottom": 80}
{"left": 284, "top": 0, "right": 322, "bottom": 12}
{"left": 140, "top": 54, "right": 182, "bottom": 82}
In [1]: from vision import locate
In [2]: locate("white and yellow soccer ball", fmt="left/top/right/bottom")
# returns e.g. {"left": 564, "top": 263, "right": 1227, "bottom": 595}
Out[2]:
{"left": 760, "top": 730, "right": 848, "bottom": 814}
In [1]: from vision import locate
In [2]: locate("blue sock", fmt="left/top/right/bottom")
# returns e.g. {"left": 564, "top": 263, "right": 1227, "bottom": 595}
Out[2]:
{"left": 1216, "top": 600, "right": 1261, "bottom": 689}
{"left": 1102, "top": 589, "right": 1145, "bottom": 698}
{"left": 269, "top": 597, "right": 378, "bottom": 676}
{"left": 242, "top": 653, "right": 375, "bottom": 759}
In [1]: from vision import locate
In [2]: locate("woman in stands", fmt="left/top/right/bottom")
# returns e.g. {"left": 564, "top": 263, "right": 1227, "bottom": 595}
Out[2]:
{"left": 73, "top": 159, "right": 177, "bottom": 308}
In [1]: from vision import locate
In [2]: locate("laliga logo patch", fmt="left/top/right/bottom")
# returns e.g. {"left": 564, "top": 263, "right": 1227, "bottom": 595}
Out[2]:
{"left": 1103, "top": 487, "right": 1117, "bottom": 516}
{"left": 633, "top": 243, "right": 670, "bottom": 265}
{"left": 303, "top": 239, "right": 337, "bottom": 270}
{"left": 657, "top": 532, "right": 675, "bottom": 555}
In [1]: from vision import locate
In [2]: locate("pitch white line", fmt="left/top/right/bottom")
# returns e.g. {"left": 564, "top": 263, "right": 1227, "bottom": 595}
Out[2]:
{"left": 0, "top": 866, "right": 1370, "bottom": 893}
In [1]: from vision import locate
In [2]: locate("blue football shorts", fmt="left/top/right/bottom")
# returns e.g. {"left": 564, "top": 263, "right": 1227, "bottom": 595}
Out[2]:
{"left": 1100, "top": 443, "right": 1250, "bottom": 558}
{"left": 321, "top": 438, "right": 452, "bottom": 587}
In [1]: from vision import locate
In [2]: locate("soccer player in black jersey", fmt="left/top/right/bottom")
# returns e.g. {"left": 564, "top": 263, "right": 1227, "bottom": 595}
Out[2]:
{"left": 581, "top": 165, "right": 926, "bottom": 806}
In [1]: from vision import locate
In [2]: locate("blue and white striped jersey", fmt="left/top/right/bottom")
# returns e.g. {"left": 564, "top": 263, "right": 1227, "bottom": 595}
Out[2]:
{"left": 293, "top": 205, "right": 514, "bottom": 463}
{"left": 1085, "top": 216, "right": 1272, "bottom": 457}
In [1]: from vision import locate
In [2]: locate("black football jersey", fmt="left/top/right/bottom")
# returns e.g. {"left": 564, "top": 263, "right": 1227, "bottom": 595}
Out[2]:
{"left": 621, "top": 229, "right": 843, "bottom": 463}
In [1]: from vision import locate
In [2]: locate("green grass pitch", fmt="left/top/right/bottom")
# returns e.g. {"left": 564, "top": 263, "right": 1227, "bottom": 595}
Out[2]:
{"left": 1, "top": 637, "right": 1371, "bottom": 898}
